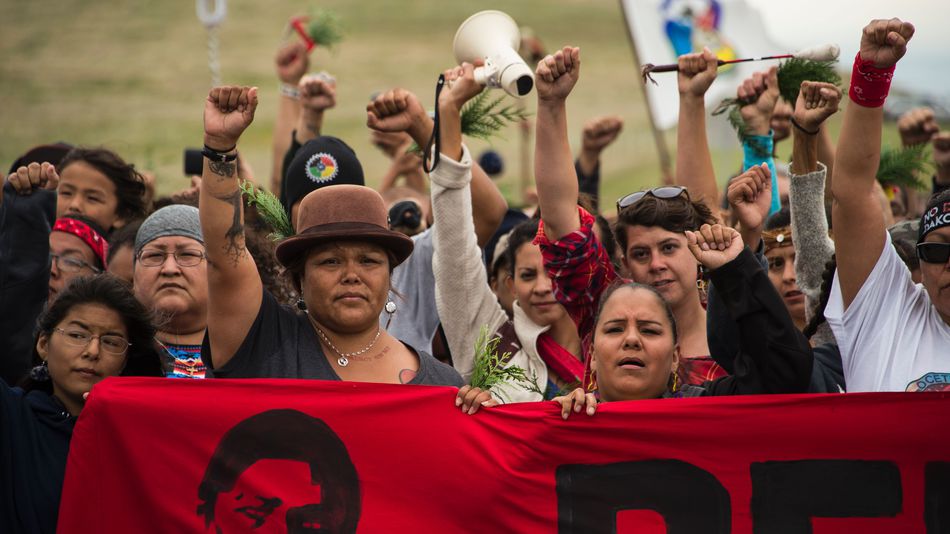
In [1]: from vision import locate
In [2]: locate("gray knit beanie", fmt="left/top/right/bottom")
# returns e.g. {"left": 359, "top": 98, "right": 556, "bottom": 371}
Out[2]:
{"left": 134, "top": 205, "right": 204, "bottom": 259}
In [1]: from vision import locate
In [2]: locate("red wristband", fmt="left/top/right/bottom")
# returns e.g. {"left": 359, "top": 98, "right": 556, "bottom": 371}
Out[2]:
{"left": 848, "top": 52, "right": 895, "bottom": 108}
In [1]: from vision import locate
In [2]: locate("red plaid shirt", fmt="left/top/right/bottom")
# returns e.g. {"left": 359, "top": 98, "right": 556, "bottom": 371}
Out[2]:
{"left": 534, "top": 207, "right": 619, "bottom": 341}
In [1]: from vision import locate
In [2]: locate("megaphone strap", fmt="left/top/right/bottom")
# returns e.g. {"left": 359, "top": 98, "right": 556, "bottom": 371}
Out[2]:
{"left": 423, "top": 74, "right": 445, "bottom": 174}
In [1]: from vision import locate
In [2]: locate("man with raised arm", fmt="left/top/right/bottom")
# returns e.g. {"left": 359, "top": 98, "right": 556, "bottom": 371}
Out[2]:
{"left": 825, "top": 19, "right": 950, "bottom": 392}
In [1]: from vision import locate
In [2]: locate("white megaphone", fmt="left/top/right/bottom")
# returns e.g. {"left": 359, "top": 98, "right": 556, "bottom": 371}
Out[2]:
{"left": 453, "top": 10, "right": 535, "bottom": 98}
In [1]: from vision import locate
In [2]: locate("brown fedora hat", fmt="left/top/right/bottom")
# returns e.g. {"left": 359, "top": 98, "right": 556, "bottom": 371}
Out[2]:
{"left": 275, "top": 184, "right": 414, "bottom": 267}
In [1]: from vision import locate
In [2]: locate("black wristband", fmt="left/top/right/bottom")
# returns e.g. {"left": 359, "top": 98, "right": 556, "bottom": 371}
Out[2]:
{"left": 202, "top": 144, "right": 238, "bottom": 163}
{"left": 790, "top": 117, "right": 819, "bottom": 136}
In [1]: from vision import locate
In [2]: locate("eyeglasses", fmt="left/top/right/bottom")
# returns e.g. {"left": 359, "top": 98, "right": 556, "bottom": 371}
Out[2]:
{"left": 50, "top": 253, "right": 101, "bottom": 274}
{"left": 53, "top": 327, "right": 131, "bottom": 354}
{"left": 917, "top": 242, "right": 950, "bottom": 264}
{"left": 616, "top": 186, "right": 690, "bottom": 213}
{"left": 137, "top": 249, "right": 206, "bottom": 268}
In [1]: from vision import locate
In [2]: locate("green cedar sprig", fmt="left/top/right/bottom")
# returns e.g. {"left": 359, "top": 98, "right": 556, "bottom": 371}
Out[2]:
{"left": 239, "top": 181, "right": 294, "bottom": 241}
{"left": 409, "top": 92, "right": 532, "bottom": 154}
{"left": 776, "top": 57, "right": 841, "bottom": 104}
{"left": 307, "top": 9, "right": 343, "bottom": 49}
{"left": 877, "top": 144, "right": 930, "bottom": 190}
{"left": 714, "top": 58, "right": 840, "bottom": 158}
{"left": 469, "top": 325, "right": 542, "bottom": 403}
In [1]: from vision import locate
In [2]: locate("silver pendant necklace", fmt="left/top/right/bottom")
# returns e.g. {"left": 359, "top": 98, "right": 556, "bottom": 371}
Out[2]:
{"left": 308, "top": 314, "right": 381, "bottom": 367}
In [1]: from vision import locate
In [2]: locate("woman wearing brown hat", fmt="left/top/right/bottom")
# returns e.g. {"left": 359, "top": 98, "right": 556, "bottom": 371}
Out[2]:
{"left": 196, "top": 85, "right": 462, "bottom": 386}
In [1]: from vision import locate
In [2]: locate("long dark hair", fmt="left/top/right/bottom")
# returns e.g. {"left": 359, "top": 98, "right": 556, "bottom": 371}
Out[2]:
{"left": 21, "top": 274, "right": 162, "bottom": 393}
{"left": 802, "top": 256, "right": 836, "bottom": 341}
{"left": 58, "top": 147, "right": 149, "bottom": 224}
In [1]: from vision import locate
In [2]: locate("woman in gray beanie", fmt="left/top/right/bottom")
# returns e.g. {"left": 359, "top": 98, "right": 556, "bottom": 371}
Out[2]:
{"left": 133, "top": 204, "right": 209, "bottom": 379}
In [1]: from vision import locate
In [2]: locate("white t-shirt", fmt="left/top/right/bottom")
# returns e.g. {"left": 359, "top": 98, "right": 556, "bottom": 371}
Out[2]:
{"left": 826, "top": 232, "right": 950, "bottom": 392}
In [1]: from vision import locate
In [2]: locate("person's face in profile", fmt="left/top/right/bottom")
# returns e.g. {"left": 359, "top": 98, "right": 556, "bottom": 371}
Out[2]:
{"left": 213, "top": 459, "right": 325, "bottom": 533}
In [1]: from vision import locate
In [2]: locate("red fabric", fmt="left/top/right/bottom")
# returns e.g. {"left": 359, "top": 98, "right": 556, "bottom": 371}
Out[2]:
{"left": 536, "top": 332, "right": 586, "bottom": 385}
{"left": 52, "top": 217, "right": 108, "bottom": 269}
{"left": 677, "top": 355, "right": 728, "bottom": 386}
{"left": 60, "top": 378, "right": 950, "bottom": 533}
{"left": 848, "top": 52, "right": 895, "bottom": 108}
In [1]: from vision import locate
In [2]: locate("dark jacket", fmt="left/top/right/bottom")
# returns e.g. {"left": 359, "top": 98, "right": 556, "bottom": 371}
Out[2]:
{"left": 0, "top": 380, "right": 75, "bottom": 534}
{"left": 706, "top": 245, "right": 844, "bottom": 393}
{"left": 0, "top": 183, "right": 54, "bottom": 385}
{"left": 677, "top": 247, "right": 813, "bottom": 397}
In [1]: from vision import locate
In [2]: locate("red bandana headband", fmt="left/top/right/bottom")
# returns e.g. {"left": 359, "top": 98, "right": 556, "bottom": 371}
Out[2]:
{"left": 53, "top": 218, "right": 109, "bottom": 269}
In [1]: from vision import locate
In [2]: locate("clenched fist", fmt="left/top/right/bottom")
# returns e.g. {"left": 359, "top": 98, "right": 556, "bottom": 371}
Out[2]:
{"left": 203, "top": 86, "right": 259, "bottom": 151}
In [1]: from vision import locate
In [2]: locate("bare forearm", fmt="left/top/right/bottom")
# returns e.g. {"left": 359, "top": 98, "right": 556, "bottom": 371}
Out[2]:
{"left": 535, "top": 101, "right": 580, "bottom": 239}
{"left": 675, "top": 96, "right": 719, "bottom": 218}
{"left": 577, "top": 148, "right": 599, "bottom": 178}
{"left": 200, "top": 153, "right": 248, "bottom": 269}
{"left": 790, "top": 129, "right": 819, "bottom": 176}
{"left": 470, "top": 162, "right": 507, "bottom": 247}
{"left": 832, "top": 105, "right": 883, "bottom": 201}
{"left": 271, "top": 95, "right": 301, "bottom": 193}
{"left": 294, "top": 110, "right": 324, "bottom": 145}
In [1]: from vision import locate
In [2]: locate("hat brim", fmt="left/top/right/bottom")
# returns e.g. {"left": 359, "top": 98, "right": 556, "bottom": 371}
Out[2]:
{"left": 275, "top": 222, "right": 414, "bottom": 268}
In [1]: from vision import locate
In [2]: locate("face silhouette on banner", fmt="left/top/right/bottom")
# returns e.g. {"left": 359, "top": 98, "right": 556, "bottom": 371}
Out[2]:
{"left": 196, "top": 409, "right": 360, "bottom": 533}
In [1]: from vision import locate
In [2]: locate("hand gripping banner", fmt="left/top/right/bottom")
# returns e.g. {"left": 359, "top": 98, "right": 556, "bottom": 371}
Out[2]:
{"left": 59, "top": 378, "right": 950, "bottom": 533}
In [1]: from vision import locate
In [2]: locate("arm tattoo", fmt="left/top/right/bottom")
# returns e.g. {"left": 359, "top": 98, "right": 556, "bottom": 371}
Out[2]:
{"left": 211, "top": 189, "right": 247, "bottom": 265}
{"left": 209, "top": 160, "right": 236, "bottom": 178}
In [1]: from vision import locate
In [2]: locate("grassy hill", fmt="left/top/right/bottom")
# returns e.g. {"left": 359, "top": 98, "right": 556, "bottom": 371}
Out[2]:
{"left": 0, "top": 0, "right": 908, "bottom": 213}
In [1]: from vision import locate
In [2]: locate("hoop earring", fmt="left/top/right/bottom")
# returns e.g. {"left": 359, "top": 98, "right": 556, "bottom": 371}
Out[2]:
{"left": 587, "top": 371, "right": 599, "bottom": 392}
{"left": 696, "top": 265, "right": 708, "bottom": 302}
{"left": 669, "top": 371, "right": 679, "bottom": 393}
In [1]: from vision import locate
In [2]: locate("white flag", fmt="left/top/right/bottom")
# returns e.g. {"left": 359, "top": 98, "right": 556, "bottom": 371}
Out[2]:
{"left": 621, "top": 0, "right": 786, "bottom": 130}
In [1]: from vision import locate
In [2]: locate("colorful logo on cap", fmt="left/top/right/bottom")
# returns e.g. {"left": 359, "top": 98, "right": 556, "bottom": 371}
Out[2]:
{"left": 306, "top": 153, "right": 339, "bottom": 183}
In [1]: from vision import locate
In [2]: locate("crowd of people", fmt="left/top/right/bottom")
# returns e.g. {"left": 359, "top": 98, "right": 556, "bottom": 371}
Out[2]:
{"left": 1, "top": 16, "right": 948, "bottom": 533}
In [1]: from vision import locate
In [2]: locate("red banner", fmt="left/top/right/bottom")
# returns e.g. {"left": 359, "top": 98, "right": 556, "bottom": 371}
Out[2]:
{"left": 59, "top": 378, "right": 950, "bottom": 533}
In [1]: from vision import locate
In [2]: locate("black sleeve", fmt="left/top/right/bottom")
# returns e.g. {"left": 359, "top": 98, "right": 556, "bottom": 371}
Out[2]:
{"left": 701, "top": 247, "right": 813, "bottom": 396}
{"left": 201, "top": 288, "right": 282, "bottom": 378}
{"left": 705, "top": 242, "right": 768, "bottom": 375}
{"left": 278, "top": 132, "right": 304, "bottom": 207}
{"left": 0, "top": 184, "right": 55, "bottom": 386}
{"left": 808, "top": 343, "right": 846, "bottom": 393}
{"left": 575, "top": 159, "right": 600, "bottom": 213}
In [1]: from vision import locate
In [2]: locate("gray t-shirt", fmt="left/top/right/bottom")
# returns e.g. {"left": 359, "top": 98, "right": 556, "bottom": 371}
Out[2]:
{"left": 204, "top": 289, "right": 462, "bottom": 386}
{"left": 379, "top": 229, "right": 440, "bottom": 354}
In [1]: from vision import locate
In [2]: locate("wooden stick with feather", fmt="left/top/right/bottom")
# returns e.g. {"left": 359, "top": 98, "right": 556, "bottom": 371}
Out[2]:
{"left": 640, "top": 44, "right": 840, "bottom": 85}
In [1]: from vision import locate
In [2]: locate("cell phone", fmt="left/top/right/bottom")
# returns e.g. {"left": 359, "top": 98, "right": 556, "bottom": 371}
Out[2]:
{"left": 183, "top": 148, "right": 203, "bottom": 177}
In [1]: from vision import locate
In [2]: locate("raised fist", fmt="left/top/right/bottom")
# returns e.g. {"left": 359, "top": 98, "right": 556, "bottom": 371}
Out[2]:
{"left": 299, "top": 73, "right": 337, "bottom": 113}
{"left": 897, "top": 107, "right": 938, "bottom": 147}
{"left": 536, "top": 46, "right": 581, "bottom": 103}
{"left": 677, "top": 46, "right": 718, "bottom": 99}
{"left": 582, "top": 115, "right": 624, "bottom": 154}
{"left": 686, "top": 223, "right": 744, "bottom": 270}
{"left": 727, "top": 163, "right": 772, "bottom": 232}
{"left": 933, "top": 132, "right": 950, "bottom": 170}
{"left": 6, "top": 161, "right": 59, "bottom": 196}
{"left": 737, "top": 67, "right": 779, "bottom": 136}
{"left": 859, "top": 18, "right": 915, "bottom": 69}
{"left": 275, "top": 40, "right": 309, "bottom": 84}
{"left": 203, "top": 86, "right": 259, "bottom": 151}
{"left": 792, "top": 81, "right": 842, "bottom": 132}
{"left": 438, "top": 63, "right": 484, "bottom": 112}
{"left": 366, "top": 88, "right": 429, "bottom": 139}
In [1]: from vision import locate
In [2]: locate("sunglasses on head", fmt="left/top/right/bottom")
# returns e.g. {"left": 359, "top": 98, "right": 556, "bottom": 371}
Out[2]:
{"left": 616, "top": 186, "right": 690, "bottom": 213}
{"left": 917, "top": 242, "right": 950, "bottom": 264}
